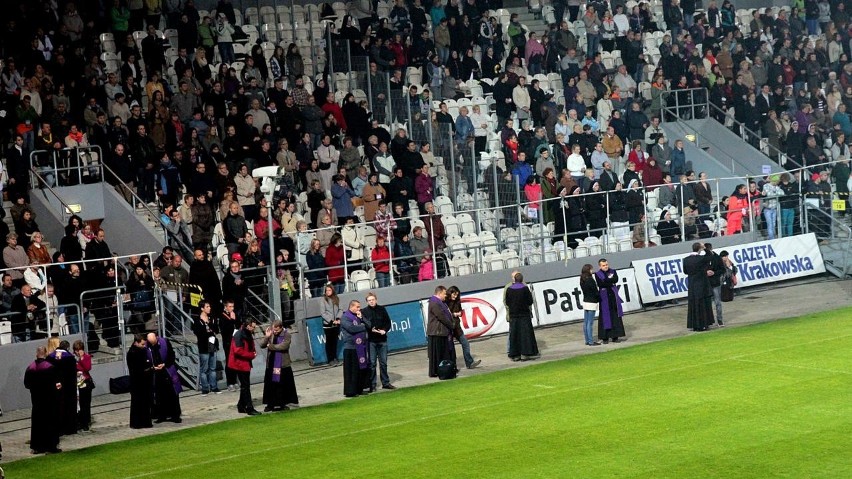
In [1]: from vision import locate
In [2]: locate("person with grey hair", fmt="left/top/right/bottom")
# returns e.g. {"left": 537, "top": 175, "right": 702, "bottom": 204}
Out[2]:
{"left": 504, "top": 272, "right": 539, "bottom": 361}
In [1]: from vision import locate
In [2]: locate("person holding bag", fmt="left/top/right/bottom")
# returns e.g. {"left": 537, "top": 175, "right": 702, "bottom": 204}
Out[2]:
{"left": 73, "top": 340, "right": 94, "bottom": 432}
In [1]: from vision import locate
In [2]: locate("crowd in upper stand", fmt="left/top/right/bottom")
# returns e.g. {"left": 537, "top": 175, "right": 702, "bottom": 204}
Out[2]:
{"left": 0, "top": 0, "right": 847, "bottom": 304}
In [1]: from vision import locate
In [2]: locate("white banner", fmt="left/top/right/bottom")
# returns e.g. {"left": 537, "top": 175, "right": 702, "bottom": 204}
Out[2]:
{"left": 532, "top": 268, "right": 643, "bottom": 325}
{"left": 632, "top": 234, "right": 826, "bottom": 302}
{"left": 420, "top": 286, "right": 524, "bottom": 339}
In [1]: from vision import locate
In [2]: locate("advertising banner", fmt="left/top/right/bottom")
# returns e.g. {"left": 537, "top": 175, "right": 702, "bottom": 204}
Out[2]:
{"left": 631, "top": 234, "right": 826, "bottom": 302}
{"left": 306, "top": 301, "right": 428, "bottom": 365}
{"left": 420, "top": 286, "right": 520, "bottom": 339}
{"left": 533, "top": 268, "right": 643, "bottom": 325}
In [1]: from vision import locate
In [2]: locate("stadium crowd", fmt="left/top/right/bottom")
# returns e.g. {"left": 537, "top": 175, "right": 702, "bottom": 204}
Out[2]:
{"left": 0, "top": 0, "right": 849, "bottom": 304}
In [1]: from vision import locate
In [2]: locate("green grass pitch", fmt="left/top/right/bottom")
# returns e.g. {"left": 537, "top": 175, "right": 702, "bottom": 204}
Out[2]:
{"left": 6, "top": 308, "right": 851, "bottom": 478}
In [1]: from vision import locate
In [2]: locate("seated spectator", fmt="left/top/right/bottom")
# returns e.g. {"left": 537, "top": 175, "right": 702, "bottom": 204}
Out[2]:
{"left": 656, "top": 210, "right": 681, "bottom": 245}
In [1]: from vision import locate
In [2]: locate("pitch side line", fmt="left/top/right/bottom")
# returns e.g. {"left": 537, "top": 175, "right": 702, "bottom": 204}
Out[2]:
{"left": 121, "top": 333, "right": 852, "bottom": 479}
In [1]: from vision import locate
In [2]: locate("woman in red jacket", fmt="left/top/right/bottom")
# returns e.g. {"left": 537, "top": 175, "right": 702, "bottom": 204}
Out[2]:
{"left": 371, "top": 235, "right": 391, "bottom": 288}
{"left": 73, "top": 340, "right": 94, "bottom": 431}
{"left": 726, "top": 184, "right": 750, "bottom": 235}
{"left": 229, "top": 319, "right": 260, "bottom": 415}
{"left": 325, "top": 233, "right": 346, "bottom": 294}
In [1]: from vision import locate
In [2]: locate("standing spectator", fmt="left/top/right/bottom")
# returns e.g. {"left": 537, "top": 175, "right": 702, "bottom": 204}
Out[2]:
{"left": 229, "top": 319, "right": 261, "bottom": 415}
{"left": 362, "top": 292, "right": 396, "bottom": 392}
{"left": 73, "top": 340, "right": 94, "bottom": 431}
{"left": 445, "top": 286, "right": 480, "bottom": 369}
{"left": 193, "top": 301, "right": 221, "bottom": 396}
{"left": 371, "top": 236, "right": 392, "bottom": 288}
{"left": 261, "top": 320, "right": 298, "bottom": 411}
{"left": 219, "top": 300, "right": 240, "bottom": 392}
{"left": 321, "top": 284, "right": 342, "bottom": 365}
{"left": 215, "top": 13, "right": 236, "bottom": 64}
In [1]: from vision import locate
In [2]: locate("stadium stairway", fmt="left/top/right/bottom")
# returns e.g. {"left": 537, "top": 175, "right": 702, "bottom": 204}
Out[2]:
{"left": 505, "top": 0, "right": 550, "bottom": 39}
{"left": 659, "top": 118, "right": 786, "bottom": 192}
{"left": 28, "top": 182, "right": 169, "bottom": 259}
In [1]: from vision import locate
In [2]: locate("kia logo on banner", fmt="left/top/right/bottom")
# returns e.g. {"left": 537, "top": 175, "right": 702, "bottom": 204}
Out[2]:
{"left": 459, "top": 298, "right": 498, "bottom": 338}
{"left": 420, "top": 288, "right": 513, "bottom": 339}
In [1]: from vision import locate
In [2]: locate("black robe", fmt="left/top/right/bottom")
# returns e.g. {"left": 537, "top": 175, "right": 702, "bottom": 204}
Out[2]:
{"left": 24, "top": 358, "right": 60, "bottom": 452}
{"left": 47, "top": 349, "right": 78, "bottom": 435}
{"left": 127, "top": 345, "right": 153, "bottom": 429}
{"left": 504, "top": 283, "right": 539, "bottom": 358}
{"left": 684, "top": 253, "right": 715, "bottom": 330}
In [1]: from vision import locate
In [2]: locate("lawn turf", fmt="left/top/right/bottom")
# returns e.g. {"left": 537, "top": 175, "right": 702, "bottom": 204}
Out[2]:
{"left": 5, "top": 307, "right": 851, "bottom": 479}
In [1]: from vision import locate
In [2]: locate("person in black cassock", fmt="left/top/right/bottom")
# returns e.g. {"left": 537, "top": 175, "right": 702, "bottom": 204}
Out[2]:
{"left": 504, "top": 272, "right": 539, "bottom": 361}
{"left": 261, "top": 320, "right": 299, "bottom": 411}
{"left": 596, "top": 258, "right": 627, "bottom": 343}
{"left": 147, "top": 332, "right": 182, "bottom": 423}
{"left": 684, "top": 242, "right": 715, "bottom": 331}
{"left": 24, "top": 346, "right": 62, "bottom": 454}
{"left": 127, "top": 334, "right": 153, "bottom": 429}
{"left": 426, "top": 286, "right": 456, "bottom": 378}
{"left": 46, "top": 339, "right": 78, "bottom": 436}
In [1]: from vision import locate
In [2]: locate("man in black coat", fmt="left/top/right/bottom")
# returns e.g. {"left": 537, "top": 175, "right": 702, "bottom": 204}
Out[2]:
{"left": 24, "top": 347, "right": 61, "bottom": 454}
{"left": 684, "top": 242, "right": 715, "bottom": 331}
{"left": 362, "top": 292, "right": 396, "bottom": 392}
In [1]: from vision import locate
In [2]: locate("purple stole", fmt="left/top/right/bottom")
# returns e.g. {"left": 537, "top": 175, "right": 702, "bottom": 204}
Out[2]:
{"left": 271, "top": 330, "right": 289, "bottom": 383}
{"left": 147, "top": 339, "right": 183, "bottom": 395}
{"left": 345, "top": 311, "right": 370, "bottom": 370}
{"left": 596, "top": 269, "right": 623, "bottom": 330}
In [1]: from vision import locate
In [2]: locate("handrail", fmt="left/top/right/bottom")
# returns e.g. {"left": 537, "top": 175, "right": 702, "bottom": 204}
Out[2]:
{"left": 246, "top": 288, "right": 281, "bottom": 323}
{"left": 101, "top": 162, "right": 196, "bottom": 261}
{"left": 29, "top": 145, "right": 104, "bottom": 188}
{"left": 30, "top": 167, "right": 73, "bottom": 223}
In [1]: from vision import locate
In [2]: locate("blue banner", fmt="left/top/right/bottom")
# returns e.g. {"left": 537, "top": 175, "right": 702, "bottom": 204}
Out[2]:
{"left": 306, "top": 301, "right": 428, "bottom": 365}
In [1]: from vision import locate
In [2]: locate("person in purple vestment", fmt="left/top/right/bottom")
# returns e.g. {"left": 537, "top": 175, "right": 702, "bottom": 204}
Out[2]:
{"left": 340, "top": 300, "right": 371, "bottom": 397}
{"left": 147, "top": 332, "right": 182, "bottom": 423}
{"left": 595, "top": 258, "right": 627, "bottom": 343}
{"left": 261, "top": 320, "right": 299, "bottom": 411}
{"left": 24, "top": 346, "right": 62, "bottom": 454}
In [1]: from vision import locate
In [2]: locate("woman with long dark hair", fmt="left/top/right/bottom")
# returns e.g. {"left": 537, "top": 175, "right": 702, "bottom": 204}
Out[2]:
{"left": 320, "top": 284, "right": 342, "bottom": 366}
{"left": 579, "top": 265, "right": 601, "bottom": 347}
{"left": 445, "top": 286, "right": 480, "bottom": 369}
{"left": 726, "top": 184, "right": 749, "bottom": 235}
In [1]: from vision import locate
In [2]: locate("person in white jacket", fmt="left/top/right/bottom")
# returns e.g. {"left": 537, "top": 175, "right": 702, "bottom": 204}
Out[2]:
{"left": 215, "top": 13, "right": 236, "bottom": 64}
{"left": 341, "top": 218, "right": 365, "bottom": 263}
{"left": 469, "top": 104, "right": 490, "bottom": 153}
{"left": 316, "top": 134, "right": 340, "bottom": 191}
{"left": 373, "top": 142, "right": 395, "bottom": 185}
{"left": 513, "top": 76, "right": 531, "bottom": 121}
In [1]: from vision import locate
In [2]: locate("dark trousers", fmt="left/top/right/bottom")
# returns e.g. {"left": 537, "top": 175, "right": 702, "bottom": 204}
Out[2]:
{"left": 222, "top": 336, "right": 237, "bottom": 385}
{"left": 78, "top": 380, "right": 93, "bottom": 429}
{"left": 324, "top": 326, "right": 340, "bottom": 363}
{"left": 236, "top": 370, "right": 254, "bottom": 412}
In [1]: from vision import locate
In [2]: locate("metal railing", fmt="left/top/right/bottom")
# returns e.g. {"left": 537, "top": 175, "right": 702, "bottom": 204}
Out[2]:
{"left": 29, "top": 168, "right": 75, "bottom": 224}
{"left": 100, "top": 162, "right": 196, "bottom": 260}
{"left": 29, "top": 145, "right": 104, "bottom": 189}
{"left": 660, "top": 87, "right": 789, "bottom": 172}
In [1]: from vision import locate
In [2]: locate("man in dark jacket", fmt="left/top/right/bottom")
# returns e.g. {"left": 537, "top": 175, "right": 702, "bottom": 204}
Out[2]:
{"left": 229, "top": 318, "right": 261, "bottom": 415}
{"left": 705, "top": 243, "right": 727, "bottom": 327}
{"left": 362, "top": 292, "right": 396, "bottom": 392}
